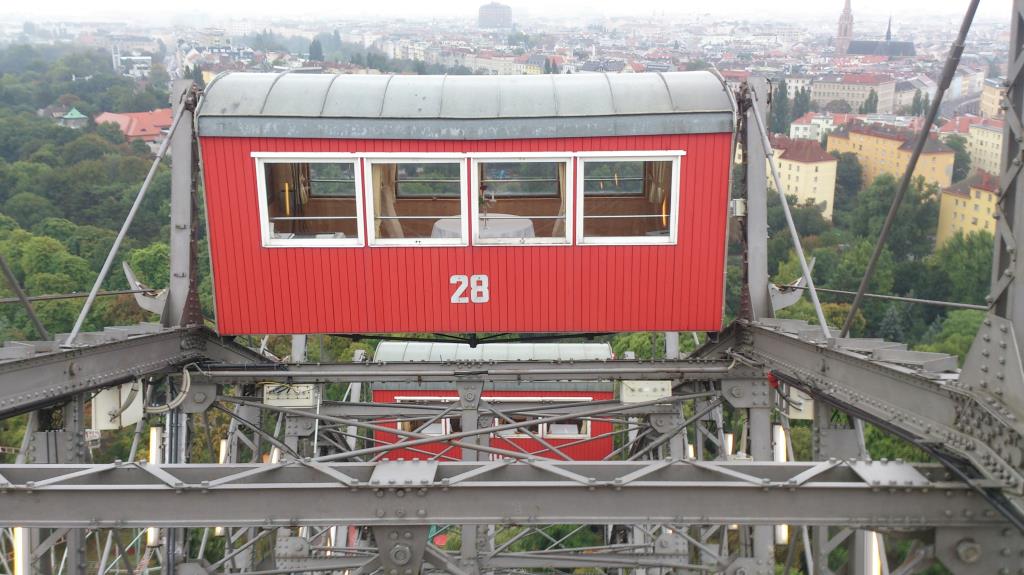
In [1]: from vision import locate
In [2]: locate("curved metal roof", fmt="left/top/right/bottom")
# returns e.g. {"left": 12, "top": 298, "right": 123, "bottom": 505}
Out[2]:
{"left": 196, "top": 71, "right": 734, "bottom": 140}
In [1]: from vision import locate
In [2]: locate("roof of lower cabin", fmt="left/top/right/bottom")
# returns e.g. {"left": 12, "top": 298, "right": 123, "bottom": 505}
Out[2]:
{"left": 196, "top": 71, "right": 734, "bottom": 140}
{"left": 373, "top": 341, "right": 613, "bottom": 362}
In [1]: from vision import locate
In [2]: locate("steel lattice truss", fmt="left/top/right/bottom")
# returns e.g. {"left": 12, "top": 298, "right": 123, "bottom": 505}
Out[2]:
{"left": 3, "top": 2, "right": 1024, "bottom": 574}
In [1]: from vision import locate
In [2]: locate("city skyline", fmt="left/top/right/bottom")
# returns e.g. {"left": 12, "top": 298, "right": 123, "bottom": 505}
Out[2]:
{"left": 1, "top": 0, "right": 1014, "bottom": 22}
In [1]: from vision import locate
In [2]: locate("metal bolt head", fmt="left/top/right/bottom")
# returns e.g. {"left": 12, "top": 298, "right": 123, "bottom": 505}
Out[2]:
{"left": 956, "top": 539, "right": 982, "bottom": 564}
{"left": 389, "top": 544, "right": 412, "bottom": 566}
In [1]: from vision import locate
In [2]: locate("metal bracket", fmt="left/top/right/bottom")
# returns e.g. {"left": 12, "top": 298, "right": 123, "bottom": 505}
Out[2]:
{"left": 649, "top": 413, "right": 683, "bottom": 434}
{"left": 181, "top": 383, "right": 216, "bottom": 414}
{"left": 721, "top": 369, "right": 771, "bottom": 409}
{"left": 371, "top": 525, "right": 430, "bottom": 575}
{"left": 274, "top": 531, "right": 312, "bottom": 572}
{"left": 652, "top": 531, "right": 687, "bottom": 554}
{"left": 935, "top": 526, "right": 1024, "bottom": 574}
{"left": 456, "top": 380, "right": 484, "bottom": 410}
{"left": 285, "top": 415, "right": 315, "bottom": 439}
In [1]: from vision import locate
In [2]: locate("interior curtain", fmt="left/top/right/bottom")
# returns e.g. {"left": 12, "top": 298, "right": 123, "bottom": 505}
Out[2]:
{"left": 373, "top": 164, "right": 403, "bottom": 238}
{"left": 552, "top": 162, "right": 567, "bottom": 237}
{"left": 644, "top": 161, "right": 672, "bottom": 206}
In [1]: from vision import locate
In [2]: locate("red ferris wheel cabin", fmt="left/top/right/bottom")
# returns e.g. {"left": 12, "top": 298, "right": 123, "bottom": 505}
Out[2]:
{"left": 196, "top": 72, "right": 735, "bottom": 335}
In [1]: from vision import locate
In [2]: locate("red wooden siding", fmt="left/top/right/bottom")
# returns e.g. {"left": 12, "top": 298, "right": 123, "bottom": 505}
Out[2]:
{"left": 199, "top": 133, "right": 733, "bottom": 334}
{"left": 371, "top": 389, "right": 615, "bottom": 461}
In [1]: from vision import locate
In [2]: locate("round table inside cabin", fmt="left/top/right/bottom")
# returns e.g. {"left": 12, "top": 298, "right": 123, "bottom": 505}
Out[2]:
{"left": 431, "top": 214, "right": 536, "bottom": 239}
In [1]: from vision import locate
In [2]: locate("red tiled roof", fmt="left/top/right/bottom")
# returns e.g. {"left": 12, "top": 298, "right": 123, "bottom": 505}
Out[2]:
{"left": 94, "top": 109, "right": 173, "bottom": 142}
{"left": 945, "top": 170, "right": 998, "bottom": 197}
{"left": 840, "top": 73, "right": 893, "bottom": 85}
{"left": 938, "top": 115, "right": 983, "bottom": 134}
{"left": 719, "top": 70, "right": 750, "bottom": 81}
{"left": 770, "top": 135, "right": 837, "bottom": 163}
{"left": 791, "top": 112, "right": 816, "bottom": 125}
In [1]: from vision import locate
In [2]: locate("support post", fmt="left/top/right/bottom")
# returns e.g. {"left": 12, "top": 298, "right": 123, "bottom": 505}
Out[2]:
{"left": 744, "top": 77, "right": 772, "bottom": 320}
{"left": 165, "top": 80, "right": 199, "bottom": 328}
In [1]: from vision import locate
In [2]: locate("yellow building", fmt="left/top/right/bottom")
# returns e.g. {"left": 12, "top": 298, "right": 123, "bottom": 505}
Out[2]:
{"left": 980, "top": 78, "right": 1005, "bottom": 119}
{"left": 827, "top": 122, "right": 954, "bottom": 189}
{"left": 936, "top": 170, "right": 999, "bottom": 247}
{"left": 768, "top": 136, "right": 838, "bottom": 220}
{"left": 967, "top": 119, "right": 1005, "bottom": 176}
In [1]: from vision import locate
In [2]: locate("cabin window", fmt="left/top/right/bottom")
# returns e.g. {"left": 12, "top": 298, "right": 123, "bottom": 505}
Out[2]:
{"left": 397, "top": 418, "right": 445, "bottom": 436}
{"left": 472, "top": 158, "right": 572, "bottom": 244}
{"left": 577, "top": 155, "right": 681, "bottom": 245}
{"left": 545, "top": 418, "right": 590, "bottom": 438}
{"left": 495, "top": 415, "right": 541, "bottom": 438}
{"left": 256, "top": 157, "right": 363, "bottom": 247}
{"left": 366, "top": 159, "right": 467, "bottom": 246}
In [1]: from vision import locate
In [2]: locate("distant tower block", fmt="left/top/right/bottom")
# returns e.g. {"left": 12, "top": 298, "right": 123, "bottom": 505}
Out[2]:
{"left": 478, "top": 2, "right": 512, "bottom": 29}
{"left": 837, "top": 0, "right": 854, "bottom": 56}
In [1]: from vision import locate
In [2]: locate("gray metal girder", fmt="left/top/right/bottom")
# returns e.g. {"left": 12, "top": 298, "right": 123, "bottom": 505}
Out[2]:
{"left": 0, "top": 460, "right": 1006, "bottom": 529}
{"left": 0, "top": 327, "right": 264, "bottom": 417}
{"left": 742, "top": 324, "right": 1024, "bottom": 505}
{"left": 199, "top": 359, "right": 735, "bottom": 384}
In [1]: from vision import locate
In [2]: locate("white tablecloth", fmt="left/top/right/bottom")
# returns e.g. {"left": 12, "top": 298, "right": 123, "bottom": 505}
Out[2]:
{"left": 431, "top": 214, "right": 535, "bottom": 239}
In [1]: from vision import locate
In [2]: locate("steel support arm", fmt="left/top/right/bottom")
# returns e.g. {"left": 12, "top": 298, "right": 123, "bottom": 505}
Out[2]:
{"left": 741, "top": 322, "right": 1024, "bottom": 521}
{"left": 0, "top": 327, "right": 264, "bottom": 417}
{"left": 0, "top": 460, "right": 1005, "bottom": 529}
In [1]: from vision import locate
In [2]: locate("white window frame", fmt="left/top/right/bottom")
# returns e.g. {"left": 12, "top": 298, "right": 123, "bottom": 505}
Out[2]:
{"left": 252, "top": 152, "right": 364, "bottom": 248}
{"left": 470, "top": 155, "right": 574, "bottom": 246}
{"left": 393, "top": 395, "right": 592, "bottom": 438}
{"left": 363, "top": 155, "right": 469, "bottom": 247}
{"left": 576, "top": 152, "right": 684, "bottom": 246}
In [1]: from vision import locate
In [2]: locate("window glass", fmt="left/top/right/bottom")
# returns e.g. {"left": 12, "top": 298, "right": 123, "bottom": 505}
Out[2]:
{"left": 545, "top": 418, "right": 589, "bottom": 437}
{"left": 262, "top": 161, "right": 358, "bottom": 242}
{"left": 398, "top": 418, "right": 445, "bottom": 436}
{"left": 580, "top": 159, "right": 676, "bottom": 241}
{"left": 475, "top": 160, "right": 570, "bottom": 243}
{"left": 495, "top": 415, "right": 540, "bottom": 437}
{"left": 370, "top": 161, "right": 464, "bottom": 242}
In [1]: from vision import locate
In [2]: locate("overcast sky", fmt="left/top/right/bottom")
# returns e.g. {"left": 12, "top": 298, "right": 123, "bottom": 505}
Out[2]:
{"left": 2, "top": 0, "right": 1014, "bottom": 22}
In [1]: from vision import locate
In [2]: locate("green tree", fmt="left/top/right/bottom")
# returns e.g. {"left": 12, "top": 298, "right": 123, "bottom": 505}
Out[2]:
{"left": 3, "top": 192, "right": 57, "bottom": 228}
{"left": 944, "top": 134, "right": 972, "bottom": 182}
{"left": 824, "top": 99, "right": 853, "bottom": 114}
{"left": 910, "top": 89, "right": 923, "bottom": 116}
{"left": 308, "top": 39, "right": 324, "bottom": 62}
{"left": 769, "top": 78, "right": 790, "bottom": 134}
{"left": 929, "top": 231, "right": 993, "bottom": 305}
{"left": 95, "top": 122, "right": 125, "bottom": 145}
{"left": 858, "top": 89, "right": 879, "bottom": 114}
{"left": 61, "top": 133, "right": 116, "bottom": 164}
{"left": 916, "top": 309, "right": 986, "bottom": 363}
{"left": 831, "top": 239, "right": 896, "bottom": 293}
{"left": 791, "top": 87, "right": 811, "bottom": 123}
{"left": 847, "top": 174, "right": 938, "bottom": 262}
{"left": 127, "top": 242, "right": 170, "bottom": 288}
{"left": 831, "top": 151, "right": 863, "bottom": 215}
{"left": 149, "top": 64, "right": 171, "bottom": 90}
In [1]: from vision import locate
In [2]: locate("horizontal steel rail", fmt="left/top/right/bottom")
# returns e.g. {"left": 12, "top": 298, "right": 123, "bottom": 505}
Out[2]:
{"left": 0, "top": 460, "right": 1005, "bottom": 529}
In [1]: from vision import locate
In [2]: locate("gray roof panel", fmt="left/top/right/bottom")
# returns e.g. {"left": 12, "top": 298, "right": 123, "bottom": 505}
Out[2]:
{"left": 197, "top": 71, "right": 734, "bottom": 140}
{"left": 379, "top": 75, "right": 445, "bottom": 118}
{"left": 261, "top": 73, "right": 337, "bottom": 116}
{"left": 322, "top": 75, "right": 393, "bottom": 117}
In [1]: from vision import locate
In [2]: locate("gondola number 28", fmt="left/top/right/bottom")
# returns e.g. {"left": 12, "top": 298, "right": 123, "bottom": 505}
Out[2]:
{"left": 450, "top": 274, "right": 490, "bottom": 304}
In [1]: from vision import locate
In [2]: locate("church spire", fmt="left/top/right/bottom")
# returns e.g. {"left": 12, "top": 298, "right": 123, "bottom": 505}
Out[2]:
{"left": 837, "top": 0, "right": 854, "bottom": 56}
{"left": 885, "top": 16, "right": 892, "bottom": 42}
